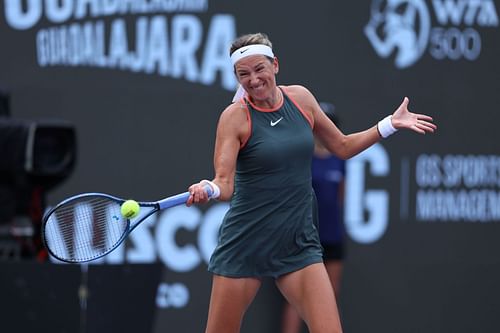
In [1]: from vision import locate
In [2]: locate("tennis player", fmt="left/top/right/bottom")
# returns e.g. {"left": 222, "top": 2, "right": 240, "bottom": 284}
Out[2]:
{"left": 187, "top": 32, "right": 436, "bottom": 333}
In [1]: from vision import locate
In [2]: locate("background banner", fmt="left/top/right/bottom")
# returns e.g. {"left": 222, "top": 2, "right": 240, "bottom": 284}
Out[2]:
{"left": 1, "top": 1, "right": 500, "bottom": 332}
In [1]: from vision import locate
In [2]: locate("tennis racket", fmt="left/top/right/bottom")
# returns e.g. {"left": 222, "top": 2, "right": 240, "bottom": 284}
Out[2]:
{"left": 42, "top": 187, "right": 212, "bottom": 263}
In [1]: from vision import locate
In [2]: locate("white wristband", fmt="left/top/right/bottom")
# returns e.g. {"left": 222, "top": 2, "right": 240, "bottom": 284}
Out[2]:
{"left": 201, "top": 179, "right": 221, "bottom": 199}
{"left": 377, "top": 115, "right": 398, "bottom": 138}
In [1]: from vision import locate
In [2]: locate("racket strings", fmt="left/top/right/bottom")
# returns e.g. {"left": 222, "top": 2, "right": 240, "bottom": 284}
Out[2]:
{"left": 44, "top": 196, "right": 128, "bottom": 262}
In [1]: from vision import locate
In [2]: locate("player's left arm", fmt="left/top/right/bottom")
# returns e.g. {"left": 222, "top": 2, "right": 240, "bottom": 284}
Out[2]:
{"left": 286, "top": 85, "right": 367, "bottom": 160}
{"left": 288, "top": 86, "right": 436, "bottom": 160}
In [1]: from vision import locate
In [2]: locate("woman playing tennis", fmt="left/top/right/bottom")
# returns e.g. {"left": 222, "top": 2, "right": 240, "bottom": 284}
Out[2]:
{"left": 187, "top": 32, "right": 436, "bottom": 333}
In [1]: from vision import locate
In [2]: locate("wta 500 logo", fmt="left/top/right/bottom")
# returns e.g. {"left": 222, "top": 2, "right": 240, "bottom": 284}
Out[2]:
{"left": 365, "top": 0, "right": 499, "bottom": 68}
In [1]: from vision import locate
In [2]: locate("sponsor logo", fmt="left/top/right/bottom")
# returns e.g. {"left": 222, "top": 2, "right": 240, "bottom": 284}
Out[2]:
{"left": 365, "top": 0, "right": 499, "bottom": 68}
{"left": 345, "top": 144, "right": 390, "bottom": 244}
{"left": 415, "top": 154, "right": 500, "bottom": 222}
{"left": 270, "top": 117, "right": 283, "bottom": 126}
{"left": 3, "top": 0, "right": 238, "bottom": 90}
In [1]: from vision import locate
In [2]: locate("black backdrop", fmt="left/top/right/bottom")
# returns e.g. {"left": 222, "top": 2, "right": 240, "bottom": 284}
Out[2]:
{"left": 1, "top": 1, "right": 500, "bottom": 332}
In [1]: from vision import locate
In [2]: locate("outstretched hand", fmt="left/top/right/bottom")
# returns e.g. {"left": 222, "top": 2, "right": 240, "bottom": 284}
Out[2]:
{"left": 392, "top": 97, "right": 437, "bottom": 134}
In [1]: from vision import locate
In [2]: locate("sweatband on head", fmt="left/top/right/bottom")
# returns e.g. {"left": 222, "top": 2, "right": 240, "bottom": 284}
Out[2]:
{"left": 230, "top": 44, "right": 274, "bottom": 66}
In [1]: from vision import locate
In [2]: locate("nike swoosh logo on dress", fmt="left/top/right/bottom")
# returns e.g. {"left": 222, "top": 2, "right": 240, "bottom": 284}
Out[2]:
{"left": 270, "top": 117, "right": 283, "bottom": 126}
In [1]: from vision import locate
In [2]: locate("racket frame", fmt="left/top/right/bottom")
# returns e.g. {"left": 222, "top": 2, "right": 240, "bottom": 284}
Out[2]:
{"left": 42, "top": 190, "right": 200, "bottom": 263}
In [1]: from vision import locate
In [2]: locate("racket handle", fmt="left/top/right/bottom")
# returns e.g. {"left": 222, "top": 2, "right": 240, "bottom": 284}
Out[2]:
{"left": 204, "top": 185, "right": 215, "bottom": 197}
{"left": 157, "top": 185, "right": 213, "bottom": 210}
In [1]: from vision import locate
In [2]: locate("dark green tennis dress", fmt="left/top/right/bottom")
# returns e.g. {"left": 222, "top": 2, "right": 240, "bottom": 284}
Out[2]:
{"left": 208, "top": 88, "right": 323, "bottom": 278}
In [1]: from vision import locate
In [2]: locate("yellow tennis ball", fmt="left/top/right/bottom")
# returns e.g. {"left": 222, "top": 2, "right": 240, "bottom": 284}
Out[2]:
{"left": 120, "top": 200, "right": 140, "bottom": 218}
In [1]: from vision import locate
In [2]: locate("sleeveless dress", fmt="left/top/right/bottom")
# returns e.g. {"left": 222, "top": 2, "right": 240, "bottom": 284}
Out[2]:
{"left": 208, "top": 87, "right": 323, "bottom": 278}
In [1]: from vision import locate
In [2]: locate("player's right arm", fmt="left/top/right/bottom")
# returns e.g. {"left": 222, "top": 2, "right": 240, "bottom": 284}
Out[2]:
{"left": 211, "top": 102, "right": 248, "bottom": 200}
{"left": 187, "top": 102, "right": 248, "bottom": 205}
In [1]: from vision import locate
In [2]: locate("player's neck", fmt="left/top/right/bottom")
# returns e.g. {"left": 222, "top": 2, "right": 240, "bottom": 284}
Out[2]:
{"left": 249, "top": 87, "right": 282, "bottom": 109}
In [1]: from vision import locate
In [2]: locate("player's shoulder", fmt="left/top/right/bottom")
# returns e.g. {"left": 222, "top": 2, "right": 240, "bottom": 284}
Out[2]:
{"left": 218, "top": 100, "right": 249, "bottom": 126}
{"left": 223, "top": 100, "right": 248, "bottom": 116}
{"left": 281, "top": 84, "right": 313, "bottom": 95}
{"left": 216, "top": 101, "right": 250, "bottom": 140}
{"left": 281, "top": 85, "right": 315, "bottom": 101}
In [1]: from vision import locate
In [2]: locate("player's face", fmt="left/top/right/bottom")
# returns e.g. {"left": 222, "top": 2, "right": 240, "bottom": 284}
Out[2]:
{"left": 234, "top": 55, "right": 278, "bottom": 103}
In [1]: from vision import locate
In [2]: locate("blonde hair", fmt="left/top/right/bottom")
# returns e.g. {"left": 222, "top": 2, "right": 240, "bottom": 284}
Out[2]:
{"left": 229, "top": 33, "right": 273, "bottom": 56}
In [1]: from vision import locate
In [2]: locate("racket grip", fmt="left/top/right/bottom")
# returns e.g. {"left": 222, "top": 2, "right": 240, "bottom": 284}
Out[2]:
{"left": 200, "top": 180, "right": 220, "bottom": 199}
{"left": 158, "top": 192, "right": 190, "bottom": 209}
{"left": 157, "top": 185, "right": 214, "bottom": 210}
{"left": 204, "top": 184, "right": 215, "bottom": 198}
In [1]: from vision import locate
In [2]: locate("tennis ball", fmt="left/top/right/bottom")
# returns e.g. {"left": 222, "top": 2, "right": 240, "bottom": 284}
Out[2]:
{"left": 121, "top": 200, "right": 140, "bottom": 219}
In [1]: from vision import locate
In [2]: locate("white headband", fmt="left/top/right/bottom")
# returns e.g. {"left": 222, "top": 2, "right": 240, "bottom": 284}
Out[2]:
{"left": 230, "top": 44, "right": 275, "bottom": 102}
{"left": 230, "top": 44, "right": 274, "bottom": 66}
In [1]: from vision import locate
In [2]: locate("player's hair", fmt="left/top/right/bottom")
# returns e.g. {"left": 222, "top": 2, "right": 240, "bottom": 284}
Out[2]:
{"left": 229, "top": 33, "right": 273, "bottom": 56}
